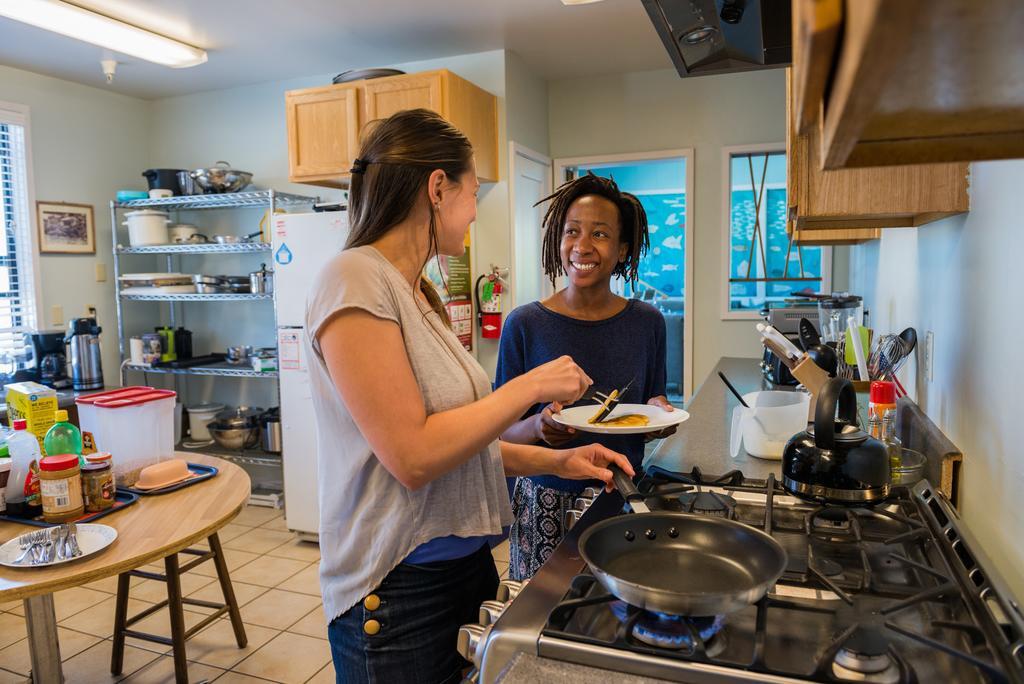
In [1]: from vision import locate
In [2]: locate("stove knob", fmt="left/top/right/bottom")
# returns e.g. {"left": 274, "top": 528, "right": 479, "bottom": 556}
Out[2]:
{"left": 564, "top": 508, "right": 582, "bottom": 530}
{"left": 496, "top": 579, "right": 526, "bottom": 602}
{"left": 457, "top": 623, "right": 489, "bottom": 666}
{"left": 573, "top": 496, "right": 590, "bottom": 511}
{"left": 582, "top": 486, "right": 603, "bottom": 499}
{"left": 478, "top": 599, "right": 505, "bottom": 625}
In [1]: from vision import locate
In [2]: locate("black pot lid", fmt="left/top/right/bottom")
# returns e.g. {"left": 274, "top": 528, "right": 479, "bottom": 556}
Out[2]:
{"left": 808, "top": 420, "right": 868, "bottom": 444}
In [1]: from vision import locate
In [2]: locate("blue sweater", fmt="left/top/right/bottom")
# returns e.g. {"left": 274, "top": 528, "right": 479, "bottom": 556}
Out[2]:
{"left": 494, "top": 299, "right": 667, "bottom": 494}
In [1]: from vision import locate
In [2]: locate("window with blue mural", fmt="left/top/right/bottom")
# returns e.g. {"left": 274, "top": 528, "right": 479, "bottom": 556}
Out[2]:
{"left": 576, "top": 158, "right": 687, "bottom": 301}
{"left": 728, "top": 151, "right": 825, "bottom": 313}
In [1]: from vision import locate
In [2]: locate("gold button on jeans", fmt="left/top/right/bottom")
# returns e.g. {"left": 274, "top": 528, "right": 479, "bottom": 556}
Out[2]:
{"left": 363, "top": 594, "right": 381, "bottom": 611}
{"left": 363, "top": 619, "right": 381, "bottom": 635}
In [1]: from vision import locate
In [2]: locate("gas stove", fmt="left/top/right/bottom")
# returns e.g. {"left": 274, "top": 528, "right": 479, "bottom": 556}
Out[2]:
{"left": 460, "top": 467, "right": 1024, "bottom": 683}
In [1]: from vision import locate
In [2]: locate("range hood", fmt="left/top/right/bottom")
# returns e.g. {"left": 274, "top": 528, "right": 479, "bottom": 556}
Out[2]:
{"left": 642, "top": 0, "right": 791, "bottom": 78}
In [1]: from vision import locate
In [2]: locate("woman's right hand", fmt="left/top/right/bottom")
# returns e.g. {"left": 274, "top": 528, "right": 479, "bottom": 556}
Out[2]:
{"left": 524, "top": 355, "right": 592, "bottom": 406}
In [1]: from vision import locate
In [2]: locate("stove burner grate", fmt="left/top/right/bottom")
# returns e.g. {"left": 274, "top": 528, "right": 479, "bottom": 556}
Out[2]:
{"left": 608, "top": 601, "right": 726, "bottom": 656}
{"left": 676, "top": 490, "right": 737, "bottom": 517}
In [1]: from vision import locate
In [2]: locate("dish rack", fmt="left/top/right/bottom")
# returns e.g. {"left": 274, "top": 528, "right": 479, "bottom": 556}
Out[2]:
{"left": 110, "top": 189, "right": 316, "bottom": 507}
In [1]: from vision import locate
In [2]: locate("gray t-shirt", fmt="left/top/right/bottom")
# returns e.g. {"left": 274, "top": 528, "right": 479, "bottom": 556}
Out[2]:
{"left": 305, "top": 245, "right": 512, "bottom": 621}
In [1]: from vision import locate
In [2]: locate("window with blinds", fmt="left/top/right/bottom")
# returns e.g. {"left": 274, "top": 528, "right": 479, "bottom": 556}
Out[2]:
{"left": 0, "top": 116, "right": 38, "bottom": 372}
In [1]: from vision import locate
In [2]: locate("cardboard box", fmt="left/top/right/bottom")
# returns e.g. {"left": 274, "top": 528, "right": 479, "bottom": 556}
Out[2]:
{"left": 5, "top": 381, "right": 58, "bottom": 451}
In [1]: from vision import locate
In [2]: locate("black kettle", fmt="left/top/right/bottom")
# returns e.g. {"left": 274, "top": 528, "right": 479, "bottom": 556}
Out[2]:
{"left": 782, "top": 378, "right": 891, "bottom": 505}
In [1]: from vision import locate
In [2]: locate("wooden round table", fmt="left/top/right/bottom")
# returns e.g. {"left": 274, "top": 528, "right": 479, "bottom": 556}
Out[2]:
{"left": 0, "top": 453, "right": 250, "bottom": 683}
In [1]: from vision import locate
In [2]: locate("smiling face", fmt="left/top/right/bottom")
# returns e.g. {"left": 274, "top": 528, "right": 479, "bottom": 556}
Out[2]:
{"left": 560, "top": 194, "right": 628, "bottom": 290}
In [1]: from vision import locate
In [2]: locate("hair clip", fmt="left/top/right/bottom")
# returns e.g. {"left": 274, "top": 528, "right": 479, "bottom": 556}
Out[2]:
{"left": 350, "top": 158, "right": 368, "bottom": 174}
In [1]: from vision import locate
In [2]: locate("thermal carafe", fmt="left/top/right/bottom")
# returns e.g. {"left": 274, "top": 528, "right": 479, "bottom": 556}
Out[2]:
{"left": 65, "top": 317, "right": 104, "bottom": 391}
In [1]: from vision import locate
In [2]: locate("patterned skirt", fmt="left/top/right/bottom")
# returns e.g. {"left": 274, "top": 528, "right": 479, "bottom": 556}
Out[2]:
{"left": 509, "top": 477, "right": 578, "bottom": 582}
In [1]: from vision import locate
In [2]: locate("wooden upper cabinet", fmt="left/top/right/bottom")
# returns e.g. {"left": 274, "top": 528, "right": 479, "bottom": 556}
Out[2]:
{"left": 285, "top": 85, "right": 360, "bottom": 187}
{"left": 792, "top": 0, "right": 1024, "bottom": 168}
{"left": 786, "top": 69, "right": 969, "bottom": 243}
{"left": 285, "top": 70, "right": 499, "bottom": 187}
{"left": 363, "top": 72, "right": 444, "bottom": 121}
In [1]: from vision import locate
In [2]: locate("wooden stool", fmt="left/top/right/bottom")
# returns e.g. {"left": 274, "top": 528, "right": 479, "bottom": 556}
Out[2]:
{"left": 111, "top": 532, "right": 247, "bottom": 683}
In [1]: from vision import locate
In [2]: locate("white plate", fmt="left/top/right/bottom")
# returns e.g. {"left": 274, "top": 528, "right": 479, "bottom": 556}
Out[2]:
{"left": 120, "top": 285, "right": 197, "bottom": 295}
{"left": 118, "top": 273, "right": 191, "bottom": 282}
{"left": 552, "top": 403, "right": 690, "bottom": 435}
{"left": 0, "top": 523, "right": 118, "bottom": 569}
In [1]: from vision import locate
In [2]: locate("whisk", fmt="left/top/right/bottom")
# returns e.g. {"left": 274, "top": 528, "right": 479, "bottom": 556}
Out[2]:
{"left": 869, "top": 333, "right": 903, "bottom": 378}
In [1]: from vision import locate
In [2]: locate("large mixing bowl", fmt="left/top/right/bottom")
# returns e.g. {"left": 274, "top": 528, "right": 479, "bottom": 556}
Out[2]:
{"left": 208, "top": 421, "right": 260, "bottom": 450}
{"left": 191, "top": 161, "right": 253, "bottom": 193}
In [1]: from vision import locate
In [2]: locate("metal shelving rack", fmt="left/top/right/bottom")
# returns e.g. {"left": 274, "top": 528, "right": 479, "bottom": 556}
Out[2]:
{"left": 111, "top": 189, "right": 316, "bottom": 505}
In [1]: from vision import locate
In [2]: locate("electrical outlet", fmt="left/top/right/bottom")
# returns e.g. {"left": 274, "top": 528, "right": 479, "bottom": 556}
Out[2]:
{"left": 924, "top": 331, "right": 935, "bottom": 382}
{"left": 50, "top": 305, "right": 63, "bottom": 326}
{"left": 95, "top": 262, "right": 107, "bottom": 282}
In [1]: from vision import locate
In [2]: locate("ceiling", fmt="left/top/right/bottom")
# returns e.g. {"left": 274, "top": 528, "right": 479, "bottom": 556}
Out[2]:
{"left": 0, "top": 0, "right": 672, "bottom": 99}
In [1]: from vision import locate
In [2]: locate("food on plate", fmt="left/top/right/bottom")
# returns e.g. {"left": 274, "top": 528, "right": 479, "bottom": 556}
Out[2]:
{"left": 588, "top": 389, "right": 620, "bottom": 424}
{"left": 598, "top": 414, "right": 650, "bottom": 427}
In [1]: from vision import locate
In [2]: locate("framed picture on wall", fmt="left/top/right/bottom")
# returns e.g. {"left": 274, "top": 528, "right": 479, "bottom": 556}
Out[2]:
{"left": 36, "top": 201, "right": 96, "bottom": 254}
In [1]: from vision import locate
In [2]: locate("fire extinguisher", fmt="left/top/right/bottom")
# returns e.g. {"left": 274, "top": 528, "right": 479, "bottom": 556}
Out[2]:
{"left": 474, "top": 271, "right": 504, "bottom": 339}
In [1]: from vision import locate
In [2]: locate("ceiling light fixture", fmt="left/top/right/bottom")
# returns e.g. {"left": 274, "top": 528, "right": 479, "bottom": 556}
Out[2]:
{"left": 0, "top": 0, "right": 207, "bottom": 68}
{"left": 560, "top": 0, "right": 605, "bottom": 5}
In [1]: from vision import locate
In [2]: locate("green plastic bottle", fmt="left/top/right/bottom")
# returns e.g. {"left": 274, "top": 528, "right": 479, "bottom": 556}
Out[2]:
{"left": 43, "top": 410, "right": 84, "bottom": 465}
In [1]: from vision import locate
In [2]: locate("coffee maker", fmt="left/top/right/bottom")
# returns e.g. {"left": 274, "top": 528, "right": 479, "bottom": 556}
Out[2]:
{"left": 65, "top": 317, "right": 104, "bottom": 391}
{"left": 29, "top": 330, "right": 71, "bottom": 388}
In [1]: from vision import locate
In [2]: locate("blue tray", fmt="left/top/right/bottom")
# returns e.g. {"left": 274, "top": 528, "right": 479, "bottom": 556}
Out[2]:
{"left": 0, "top": 490, "right": 140, "bottom": 528}
{"left": 117, "top": 462, "right": 218, "bottom": 496}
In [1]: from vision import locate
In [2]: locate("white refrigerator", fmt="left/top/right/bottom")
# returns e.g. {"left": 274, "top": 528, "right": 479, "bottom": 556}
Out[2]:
{"left": 273, "top": 210, "right": 349, "bottom": 537}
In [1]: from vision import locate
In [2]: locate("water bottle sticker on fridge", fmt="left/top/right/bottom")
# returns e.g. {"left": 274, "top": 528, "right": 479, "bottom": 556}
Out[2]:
{"left": 279, "top": 331, "right": 302, "bottom": 371}
{"left": 275, "top": 243, "right": 293, "bottom": 266}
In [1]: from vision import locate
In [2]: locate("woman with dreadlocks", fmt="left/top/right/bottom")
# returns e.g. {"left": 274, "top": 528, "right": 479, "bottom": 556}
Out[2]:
{"left": 494, "top": 172, "right": 676, "bottom": 581}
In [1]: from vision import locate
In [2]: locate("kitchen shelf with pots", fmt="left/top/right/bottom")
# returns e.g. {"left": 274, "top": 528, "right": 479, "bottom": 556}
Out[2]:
{"left": 123, "top": 362, "right": 277, "bottom": 379}
{"left": 116, "top": 242, "right": 272, "bottom": 255}
{"left": 119, "top": 292, "right": 273, "bottom": 302}
{"left": 112, "top": 189, "right": 317, "bottom": 211}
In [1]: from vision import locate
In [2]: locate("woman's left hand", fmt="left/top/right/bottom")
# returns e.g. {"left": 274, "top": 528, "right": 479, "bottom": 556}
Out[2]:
{"left": 645, "top": 395, "right": 678, "bottom": 442}
{"left": 552, "top": 444, "right": 635, "bottom": 492}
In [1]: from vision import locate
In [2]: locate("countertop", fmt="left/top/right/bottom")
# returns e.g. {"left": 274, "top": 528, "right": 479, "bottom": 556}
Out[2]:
{"left": 645, "top": 356, "right": 786, "bottom": 480}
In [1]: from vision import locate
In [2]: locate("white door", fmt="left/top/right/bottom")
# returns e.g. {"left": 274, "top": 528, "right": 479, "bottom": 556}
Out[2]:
{"left": 510, "top": 143, "right": 552, "bottom": 308}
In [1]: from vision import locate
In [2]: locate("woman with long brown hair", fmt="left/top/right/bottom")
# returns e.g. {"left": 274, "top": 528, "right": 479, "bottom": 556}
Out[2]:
{"left": 305, "top": 109, "right": 633, "bottom": 683}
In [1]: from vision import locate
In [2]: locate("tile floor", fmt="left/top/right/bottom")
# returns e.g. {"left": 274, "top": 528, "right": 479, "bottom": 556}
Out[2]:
{"left": 0, "top": 506, "right": 512, "bottom": 683}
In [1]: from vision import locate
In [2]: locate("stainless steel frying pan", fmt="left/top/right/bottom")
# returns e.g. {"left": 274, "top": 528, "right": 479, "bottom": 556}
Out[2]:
{"left": 577, "top": 466, "right": 788, "bottom": 616}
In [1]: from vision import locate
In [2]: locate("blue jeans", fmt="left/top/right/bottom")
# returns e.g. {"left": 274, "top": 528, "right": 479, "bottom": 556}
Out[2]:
{"left": 327, "top": 543, "right": 499, "bottom": 683}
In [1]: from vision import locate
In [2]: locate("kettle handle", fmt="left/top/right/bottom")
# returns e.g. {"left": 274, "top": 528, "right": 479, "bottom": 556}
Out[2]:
{"left": 814, "top": 378, "right": 857, "bottom": 451}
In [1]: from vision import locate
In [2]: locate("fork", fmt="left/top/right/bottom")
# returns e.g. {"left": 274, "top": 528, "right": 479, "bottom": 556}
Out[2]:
{"left": 13, "top": 530, "right": 41, "bottom": 565}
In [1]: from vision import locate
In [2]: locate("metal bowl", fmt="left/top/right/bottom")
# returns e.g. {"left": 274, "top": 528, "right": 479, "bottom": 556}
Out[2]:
{"left": 208, "top": 422, "right": 260, "bottom": 450}
{"left": 191, "top": 162, "right": 253, "bottom": 193}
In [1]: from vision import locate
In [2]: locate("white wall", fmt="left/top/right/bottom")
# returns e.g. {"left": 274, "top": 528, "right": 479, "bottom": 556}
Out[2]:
{"left": 505, "top": 51, "right": 550, "bottom": 157}
{"left": 0, "top": 65, "right": 154, "bottom": 387}
{"left": 847, "top": 159, "right": 1024, "bottom": 598}
{"left": 548, "top": 68, "right": 793, "bottom": 389}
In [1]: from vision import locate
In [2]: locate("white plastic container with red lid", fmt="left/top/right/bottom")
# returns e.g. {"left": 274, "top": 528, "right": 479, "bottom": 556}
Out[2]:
{"left": 76, "top": 387, "right": 176, "bottom": 487}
